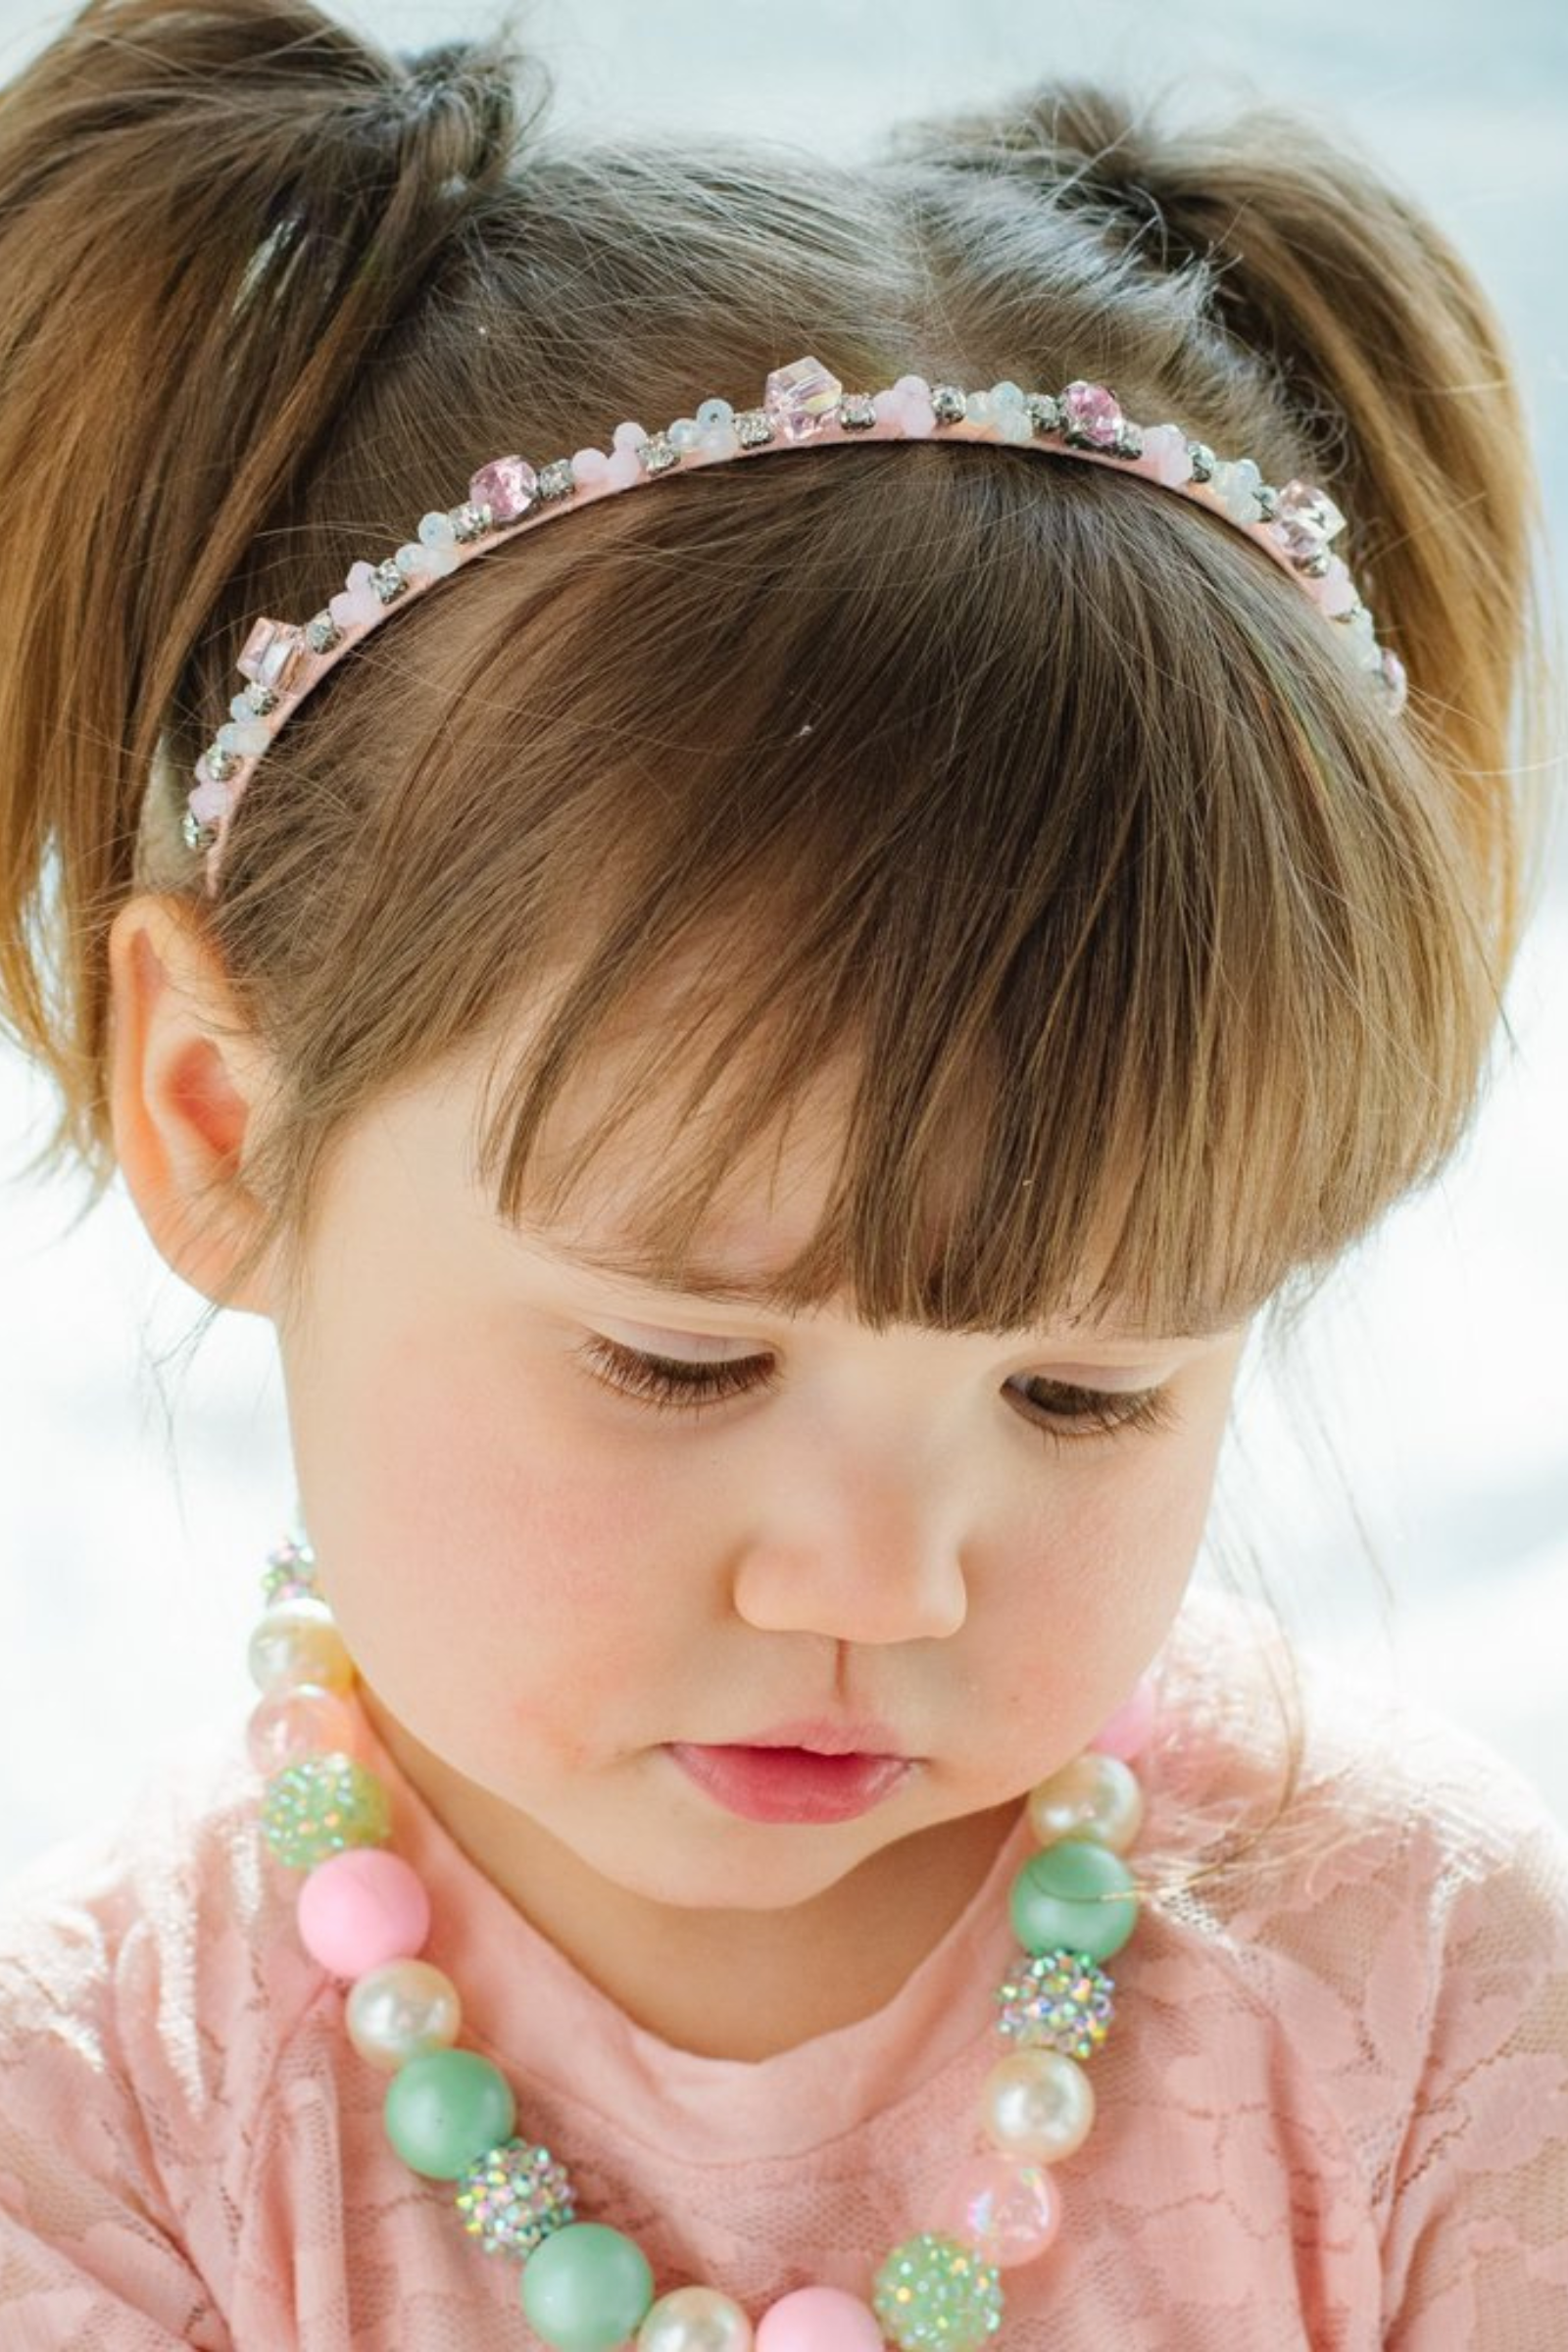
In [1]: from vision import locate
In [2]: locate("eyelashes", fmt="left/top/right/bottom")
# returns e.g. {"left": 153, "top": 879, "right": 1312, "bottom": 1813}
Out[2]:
{"left": 574, "top": 1334, "right": 1177, "bottom": 1449}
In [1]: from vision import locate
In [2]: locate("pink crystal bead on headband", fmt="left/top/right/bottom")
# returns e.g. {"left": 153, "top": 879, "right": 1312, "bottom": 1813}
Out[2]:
{"left": 185, "top": 356, "right": 1409, "bottom": 890}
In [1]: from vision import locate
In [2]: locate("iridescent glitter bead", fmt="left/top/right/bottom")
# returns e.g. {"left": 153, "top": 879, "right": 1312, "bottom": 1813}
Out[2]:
{"left": 454, "top": 2136, "right": 576, "bottom": 2257}
{"left": 994, "top": 1947, "right": 1115, "bottom": 2060}
{"left": 261, "top": 1753, "right": 391, "bottom": 1870}
{"left": 261, "top": 1539, "right": 318, "bottom": 1605}
{"left": 871, "top": 2233, "right": 1003, "bottom": 2352}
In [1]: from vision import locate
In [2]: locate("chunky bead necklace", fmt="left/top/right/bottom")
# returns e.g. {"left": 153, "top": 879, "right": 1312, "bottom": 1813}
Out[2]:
{"left": 247, "top": 1535, "right": 1156, "bottom": 2352}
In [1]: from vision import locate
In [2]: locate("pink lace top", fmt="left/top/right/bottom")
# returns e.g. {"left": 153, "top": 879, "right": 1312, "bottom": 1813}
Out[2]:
{"left": 2, "top": 1586, "right": 1566, "bottom": 2350}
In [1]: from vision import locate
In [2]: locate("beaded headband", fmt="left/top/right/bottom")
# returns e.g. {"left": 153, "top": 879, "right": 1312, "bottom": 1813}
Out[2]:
{"left": 184, "top": 354, "right": 1409, "bottom": 894}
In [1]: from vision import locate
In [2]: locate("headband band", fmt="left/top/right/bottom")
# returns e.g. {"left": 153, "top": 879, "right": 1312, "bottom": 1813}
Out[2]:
{"left": 184, "top": 355, "right": 1408, "bottom": 894}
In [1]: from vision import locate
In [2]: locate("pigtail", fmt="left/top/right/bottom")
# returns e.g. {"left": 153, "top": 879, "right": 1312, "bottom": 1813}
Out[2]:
{"left": 0, "top": 0, "right": 541, "bottom": 1198}
{"left": 891, "top": 76, "right": 1560, "bottom": 976}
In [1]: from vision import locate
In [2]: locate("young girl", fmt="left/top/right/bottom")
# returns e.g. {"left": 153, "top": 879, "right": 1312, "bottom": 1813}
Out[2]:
{"left": 0, "top": 0, "right": 1564, "bottom": 2344}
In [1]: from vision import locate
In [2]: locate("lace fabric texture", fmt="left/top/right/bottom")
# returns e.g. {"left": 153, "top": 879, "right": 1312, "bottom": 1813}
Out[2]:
{"left": 1, "top": 1584, "right": 1566, "bottom": 2350}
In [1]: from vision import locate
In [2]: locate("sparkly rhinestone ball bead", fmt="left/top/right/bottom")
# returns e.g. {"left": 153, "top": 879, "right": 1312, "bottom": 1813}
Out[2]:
{"left": 261, "top": 1754, "right": 391, "bottom": 1870}
{"left": 872, "top": 2232, "right": 1004, "bottom": 2352}
{"left": 995, "top": 1948, "right": 1115, "bottom": 2060}
{"left": 455, "top": 2137, "right": 576, "bottom": 2257}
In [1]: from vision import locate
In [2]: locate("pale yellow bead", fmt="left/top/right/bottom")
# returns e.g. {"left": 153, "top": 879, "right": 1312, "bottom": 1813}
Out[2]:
{"left": 246, "top": 1597, "right": 355, "bottom": 1696}
{"left": 1027, "top": 1751, "right": 1145, "bottom": 1854}
{"left": 979, "top": 2047, "right": 1095, "bottom": 2163}
{"left": 345, "top": 1957, "right": 463, "bottom": 2069}
{"left": 637, "top": 2285, "right": 755, "bottom": 2352}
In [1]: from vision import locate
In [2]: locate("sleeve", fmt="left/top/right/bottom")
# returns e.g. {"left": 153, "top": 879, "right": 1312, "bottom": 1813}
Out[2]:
{"left": 0, "top": 1902, "right": 235, "bottom": 2351}
{"left": 1379, "top": 1758, "right": 1568, "bottom": 2348}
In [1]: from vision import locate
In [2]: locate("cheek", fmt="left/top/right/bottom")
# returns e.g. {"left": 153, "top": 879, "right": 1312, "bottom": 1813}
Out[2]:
{"left": 981, "top": 1427, "right": 1228, "bottom": 1764}
{"left": 281, "top": 1310, "right": 690, "bottom": 1737}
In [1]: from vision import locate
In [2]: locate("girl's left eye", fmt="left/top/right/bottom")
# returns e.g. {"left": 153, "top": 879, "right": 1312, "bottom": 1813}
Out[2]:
{"left": 574, "top": 1335, "right": 1175, "bottom": 1446}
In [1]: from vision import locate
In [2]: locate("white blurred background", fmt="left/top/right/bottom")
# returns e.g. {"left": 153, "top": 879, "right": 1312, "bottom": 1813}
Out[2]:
{"left": 1, "top": 0, "right": 1564, "bottom": 1882}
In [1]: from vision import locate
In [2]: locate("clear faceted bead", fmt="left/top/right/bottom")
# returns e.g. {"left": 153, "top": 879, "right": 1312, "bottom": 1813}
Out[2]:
{"left": 763, "top": 355, "right": 844, "bottom": 441}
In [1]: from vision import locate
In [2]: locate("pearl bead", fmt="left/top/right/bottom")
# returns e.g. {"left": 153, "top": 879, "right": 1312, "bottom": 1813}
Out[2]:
{"left": 638, "top": 2284, "right": 755, "bottom": 2352}
{"left": 1027, "top": 1753, "right": 1145, "bottom": 1855}
{"left": 246, "top": 1597, "right": 354, "bottom": 1695}
{"left": 246, "top": 1684, "right": 360, "bottom": 1775}
{"left": 345, "top": 1956, "right": 462, "bottom": 2069}
{"left": 931, "top": 2152, "right": 1061, "bottom": 2267}
{"left": 756, "top": 2286, "right": 886, "bottom": 2352}
{"left": 979, "top": 2048, "right": 1095, "bottom": 2163}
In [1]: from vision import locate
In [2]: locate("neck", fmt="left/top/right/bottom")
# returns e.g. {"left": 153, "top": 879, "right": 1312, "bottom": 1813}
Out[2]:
{"left": 355, "top": 1682, "right": 1021, "bottom": 2063}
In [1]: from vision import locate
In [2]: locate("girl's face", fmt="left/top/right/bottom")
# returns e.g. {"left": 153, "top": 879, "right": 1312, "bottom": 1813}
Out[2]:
{"left": 270, "top": 1011, "right": 1250, "bottom": 1939}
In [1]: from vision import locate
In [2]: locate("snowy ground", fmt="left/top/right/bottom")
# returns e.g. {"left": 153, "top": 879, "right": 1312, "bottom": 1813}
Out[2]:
{"left": 1, "top": 0, "right": 1564, "bottom": 1879}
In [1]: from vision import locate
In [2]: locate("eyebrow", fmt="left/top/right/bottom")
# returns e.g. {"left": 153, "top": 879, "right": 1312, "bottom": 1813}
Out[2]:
{"left": 524, "top": 1234, "right": 1232, "bottom": 1342}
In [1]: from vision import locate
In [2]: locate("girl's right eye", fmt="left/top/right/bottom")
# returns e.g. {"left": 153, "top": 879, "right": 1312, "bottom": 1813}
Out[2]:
{"left": 574, "top": 1334, "right": 1178, "bottom": 1448}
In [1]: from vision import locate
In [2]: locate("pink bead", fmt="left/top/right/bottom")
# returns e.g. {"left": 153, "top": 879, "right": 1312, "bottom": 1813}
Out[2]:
{"left": 1138, "top": 421, "right": 1194, "bottom": 488}
{"left": 931, "top": 2153, "right": 1062, "bottom": 2269}
{"left": 468, "top": 454, "right": 537, "bottom": 523}
{"left": 1091, "top": 1671, "right": 1157, "bottom": 1761}
{"left": 571, "top": 446, "right": 612, "bottom": 485}
{"left": 247, "top": 1684, "right": 362, "bottom": 1776}
{"left": 189, "top": 773, "right": 230, "bottom": 824}
{"left": 1060, "top": 378, "right": 1124, "bottom": 449}
{"left": 297, "top": 1849, "right": 430, "bottom": 1978}
{"left": 1316, "top": 555, "right": 1357, "bottom": 617}
{"left": 755, "top": 2286, "right": 886, "bottom": 2352}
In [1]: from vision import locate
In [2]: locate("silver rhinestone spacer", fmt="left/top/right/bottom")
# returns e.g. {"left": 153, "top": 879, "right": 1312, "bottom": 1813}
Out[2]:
{"left": 637, "top": 431, "right": 682, "bottom": 474}
{"left": 181, "top": 809, "right": 218, "bottom": 854}
{"left": 1187, "top": 443, "right": 1216, "bottom": 483}
{"left": 1110, "top": 420, "right": 1144, "bottom": 460}
{"left": 837, "top": 393, "right": 878, "bottom": 431}
{"left": 369, "top": 559, "right": 408, "bottom": 604}
{"left": 203, "top": 745, "right": 241, "bottom": 783}
{"left": 239, "top": 682, "right": 279, "bottom": 716}
{"left": 1025, "top": 392, "right": 1064, "bottom": 435}
{"left": 732, "top": 409, "right": 775, "bottom": 449}
{"left": 535, "top": 459, "right": 576, "bottom": 501}
{"left": 1297, "top": 549, "right": 1333, "bottom": 577}
{"left": 929, "top": 384, "right": 966, "bottom": 425}
{"left": 305, "top": 612, "right": 342, "bottom": 655}
{"left": 450, "top": 502, "right": 488, "bottom": 541}
{"left": 1254, "top": 485, "right": 1281, "bottom": 521}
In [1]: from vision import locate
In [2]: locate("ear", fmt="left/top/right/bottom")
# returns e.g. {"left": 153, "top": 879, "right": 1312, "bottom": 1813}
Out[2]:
{"left": 106, "top": 892, "right": 281, "bottom": 1316}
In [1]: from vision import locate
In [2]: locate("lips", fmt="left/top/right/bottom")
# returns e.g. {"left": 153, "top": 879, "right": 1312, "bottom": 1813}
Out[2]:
{"left": 733, "top": 1716, "right": 907, "bottom": 1757}
{"left": 665, "top": 1741, "right": 915, "bottom": 1824}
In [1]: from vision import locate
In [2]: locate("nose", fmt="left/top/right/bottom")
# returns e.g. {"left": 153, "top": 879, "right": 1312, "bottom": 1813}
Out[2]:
{"left": 730, "top": 1450, "right": 970, "bottom": 1644}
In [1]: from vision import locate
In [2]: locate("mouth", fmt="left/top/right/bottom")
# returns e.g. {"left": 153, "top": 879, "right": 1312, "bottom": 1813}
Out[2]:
{"left": 664, "top": 1742, "right": 915, "bottom": 1825}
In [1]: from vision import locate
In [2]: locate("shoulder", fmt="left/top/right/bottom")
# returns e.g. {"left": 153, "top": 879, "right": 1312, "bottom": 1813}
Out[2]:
{"left": 1141, "top": 1587, "right": 1568, "bottom": 2329}
{"left": 0, "top": 1730, "right": 327, "bottom": 2344}
{"left": 1147, "top": 1585, "right": 1568, "bottom": 2027}
{"left": 0, "top": 1724, "right": 327, "bottom": 2112}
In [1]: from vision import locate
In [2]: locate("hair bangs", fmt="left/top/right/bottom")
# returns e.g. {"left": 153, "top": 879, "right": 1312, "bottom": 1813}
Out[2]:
{"left": 357, "top": 444, "right": 1502, "bottom": 1345}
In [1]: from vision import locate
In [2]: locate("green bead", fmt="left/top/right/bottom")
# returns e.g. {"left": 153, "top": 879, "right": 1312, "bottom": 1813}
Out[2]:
{"left": 384, "top": 2049, "right": 517, "bottom": 2180}
{"left": 260, "top": 1752, "right": 390, "bottom": 1869}
{"left": 1008, "top": 1838, "right": 1138, "bottom": 1961}
{"left": 872, "top": 2231, "right": 1004, "bottom": 2352}
{"left": 520, "top": 2221, "right": 656, "bottom": 2352}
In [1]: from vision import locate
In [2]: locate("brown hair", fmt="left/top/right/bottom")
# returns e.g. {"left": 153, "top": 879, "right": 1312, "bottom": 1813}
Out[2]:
{"left": 0, "top": 2, "right": 1559, "bottom": 1882}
